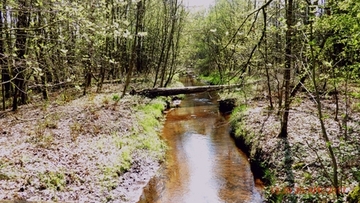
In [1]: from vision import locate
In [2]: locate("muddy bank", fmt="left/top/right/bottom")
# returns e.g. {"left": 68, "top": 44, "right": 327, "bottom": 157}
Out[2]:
{"left": 217, "top": 100, "right": 268, "bottom": 186}
{"left": 229, "top": 96, "right": 360, "bottom": 202}
{"left": 228, "top": 126, "right": 268, "bottom": 186}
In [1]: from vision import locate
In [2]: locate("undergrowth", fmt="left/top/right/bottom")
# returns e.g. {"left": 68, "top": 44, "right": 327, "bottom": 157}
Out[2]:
{"left": 135, "top": 98, "right": 167, "bottom": 156}
{"left": 38, "top": 170, "right": 66, "bottom": 191}
{"left": 99, "top": 97, "right": 167, "bottom": 189}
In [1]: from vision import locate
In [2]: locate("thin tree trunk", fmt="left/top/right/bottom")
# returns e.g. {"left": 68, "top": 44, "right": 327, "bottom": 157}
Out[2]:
{"left": 97, "top": 0, "right": 111, "bottom": 93}
{"left": 279, "top": 0, "right": 293, "bottom": 137}
{"left": 122, "top": 0, "right": 142, "bottom": 97}
{"left": 309, "top": 18, "right": 340, "bottom": 198}
{"left": 331, "top": 65, "right": 339, "bottom": 121}
{"left": 36, "top": 11, "right": 49, "bottom": 100}
{"left": 153, "top": 1, "right": 169, "bottom": 88}
{"left": 0, "top": 7, "right": 5, "bottom": 110}
{"left": 136, "top": 0, "right": 146, "bottom": 73}
{"left": 13, "top": 0, "right": 30, "bottom": 111}
{"left": 343, "top": 70, "right": 349, "bottom": 141}
{"left": 160, "top": 0, "right": 178, "bottom": 87}
{"left": 164, "top": 7, "right": 184, "bottom": 87}
{"left": 262, "top": 4, "right": 273, "bottom": 109}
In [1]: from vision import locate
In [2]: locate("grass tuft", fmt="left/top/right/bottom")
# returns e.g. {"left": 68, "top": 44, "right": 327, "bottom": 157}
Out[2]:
{"left": 38, "top": 171, "right": 66, "bottom": 191}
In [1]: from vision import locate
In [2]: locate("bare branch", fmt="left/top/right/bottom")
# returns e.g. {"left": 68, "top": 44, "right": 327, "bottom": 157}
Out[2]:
{"left": 221, "top": 0, "right": 274, "bottom": 51}
{"left": 227, "top": 7, "right": 268, "bottom": 82}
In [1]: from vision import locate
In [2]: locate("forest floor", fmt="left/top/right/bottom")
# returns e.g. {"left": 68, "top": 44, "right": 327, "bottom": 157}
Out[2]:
{"left": 0, "top": 84, "right": 167, "bottom": 202}
{"left": 230, "top": 90, "right": 360, "bottom": 202}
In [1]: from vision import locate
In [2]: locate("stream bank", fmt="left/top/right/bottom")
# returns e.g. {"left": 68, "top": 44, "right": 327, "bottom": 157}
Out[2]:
{"left": 138, "top": 76, "right": 263, "bottom": 203}
{"left": 229, "top": 96, "right": 360, "bottom": 202}
{"left": 0, "top": 84, "right": 168, "bottom": 202}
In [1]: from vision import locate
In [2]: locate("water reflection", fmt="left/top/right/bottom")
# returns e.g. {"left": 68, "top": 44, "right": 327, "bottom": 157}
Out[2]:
{"left": 138, "top": 78, "right": 263, "bottom": 203}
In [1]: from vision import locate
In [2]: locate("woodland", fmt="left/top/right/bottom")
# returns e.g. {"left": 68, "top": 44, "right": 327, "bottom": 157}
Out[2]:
{"left": 0, "top": 0, "right": 360, "bottom": 202}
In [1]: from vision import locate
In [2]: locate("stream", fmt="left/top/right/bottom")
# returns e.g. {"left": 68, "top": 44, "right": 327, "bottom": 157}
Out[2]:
{"left": 138, "top": 76, "right": 263, "bottom": 203}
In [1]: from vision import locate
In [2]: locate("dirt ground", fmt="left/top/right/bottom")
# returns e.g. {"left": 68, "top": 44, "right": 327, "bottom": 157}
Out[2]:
{"left": 0, "top": 85, "right": 166, "bottom": 202}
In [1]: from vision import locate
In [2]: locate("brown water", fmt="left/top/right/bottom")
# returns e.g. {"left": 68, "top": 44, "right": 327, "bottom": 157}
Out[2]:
{"left": 138, "top": 77, "right": 263, "bottom": 203}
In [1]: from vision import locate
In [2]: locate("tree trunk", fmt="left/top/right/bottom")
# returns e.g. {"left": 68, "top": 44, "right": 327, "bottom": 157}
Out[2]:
{"left": 121, "top": 0, "right": 142, "bottom": 97}
{"left": 83, "top": 55, "right": 92, "bottom": 96}
{"left": 13, "top": 0, "right": 30, "bottom": 111}
{"left": 164, "top": 9, "right": 184, "bottom": 87}
{"left": 36, "top": 11, "right": 49, "bottom": 100}
{"left": 0, "top": 6, "right": 5, "bottom": 110}
{"left": 263, "top": 4, "right": 273, "bottom": 109}
{"left": 136, "top": 0, "right": 146, "bottom": 73}
{"left": 279, "top": 0, "right": 293, "bottom": 137}
{"left": 133, "top": 84, "right": 243, "bottom": 98}
{"left": 309, "top": 15, "right": 340, "bottom": 198}
{"left": 153, "top": 2, "right": 169, "bottom": 88}
{"left": 331, "top": 65, "right": 339, "bottom": 121}
{"left": 160, "top": 0, "right": 178, "bottom": 87}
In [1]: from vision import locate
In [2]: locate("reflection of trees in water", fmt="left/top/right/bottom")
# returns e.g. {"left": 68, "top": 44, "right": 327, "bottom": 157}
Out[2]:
{"left": 141, "top": 79, "right": 261, "bottom": 202}
{"left": 211, "top": 116, "right": 256, "bottom": 203}
{"left": 159, "top": 119, "right": 190, "bottom": 202}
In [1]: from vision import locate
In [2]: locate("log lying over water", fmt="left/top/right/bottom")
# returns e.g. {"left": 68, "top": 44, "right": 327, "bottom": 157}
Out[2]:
{"left": 131, "top": 84, "right": 242, "bottom": 98}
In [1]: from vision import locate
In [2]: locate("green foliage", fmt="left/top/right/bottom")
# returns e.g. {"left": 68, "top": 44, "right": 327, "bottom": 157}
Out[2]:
{"left": 301, "top": 193, "right": 318, "bottom": 202}
{"left": 98, "top": 98, "right": 167, "bottom": 189}
{"left": 1, "top": 0, "right": 188, "bottom": 109}
{"left": 350, "top": 92, "right": 360, "bottom": 99}
{"left": 43, "top": 114, "right": 59, "bottom": 129}
{"left": 118, "top": 148, "right": 132, "bottom": 173}
{"left": 292, "top": 162, "right": 305, "bottom": 170}
{"left": 184, "top": 0, "right": 258, "bottom": 83}
{"left": 315, "top": 0, "right": 360, "bottom": 73}
{"left": 263, "top": 168, "right": 276, "bottom": 185}
{"left": 136, "top": 99, "right": 167, "bottom": 153}
{"left": 199, "top": 73, "right": 222, "bottom": 85}
{"left": 99, "top": 138, "right": 133, "bottom": 187}
{"left": 348, "top": 185, "right": 360, "bottom": 203}
{"left": 303, "top": 172, "right": 312, "bottom": 182}
{"left": 38, "top": 171, "right": 66, "bottom": 191}
{"left": 351, "top": 167, "right": 360, "bottom": 182}
{"left": 292, "top": 97, "right": 303, "bottom": 107}
{"left": 0, "top": 159, "right": 11, "bottom": 181}
{"left": 230, "top": 104, "right": 247, "bottom": 121}
{"left": 137, "top": 99, "right": 165, "bottom": 120}
{"left": 112, "top": 94, "right": 120, "bottom": 102}
{"left": 267, "top": 188, "right": 285, "bottom": 203}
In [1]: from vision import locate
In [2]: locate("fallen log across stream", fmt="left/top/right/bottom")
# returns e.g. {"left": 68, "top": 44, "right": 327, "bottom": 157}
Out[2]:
{"left": 130, "top": 84, "right": 242, "bottom": 98}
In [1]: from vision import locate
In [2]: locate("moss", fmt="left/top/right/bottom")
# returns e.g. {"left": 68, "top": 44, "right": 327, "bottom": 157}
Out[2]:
{"left": 348, "top": 185, "right": 360, "bottom": 203}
